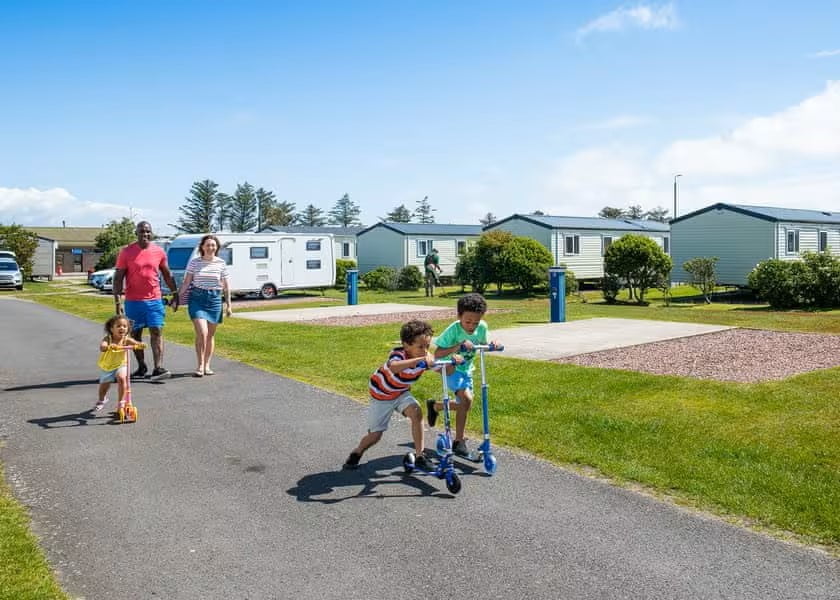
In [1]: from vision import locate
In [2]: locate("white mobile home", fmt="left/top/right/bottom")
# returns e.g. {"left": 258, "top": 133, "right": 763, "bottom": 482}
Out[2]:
{"left": 260, "top": 225, "right": 363, "bottom": 261}
{"left": 671, "top": 203, "right": 840, "bottom": 287}
{"left": 484, "top": 214, "right": 670, "bottom": 281}
{"left": 357, "top": 223, "right": 483, "bottom": 276}
{"left": 166, "top": 232, "right": 335, "bottom": 299}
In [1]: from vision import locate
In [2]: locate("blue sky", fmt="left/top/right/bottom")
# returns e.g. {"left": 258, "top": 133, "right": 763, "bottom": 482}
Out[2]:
{"left": 1, "top": 1, "right": 839, "bottom": 233}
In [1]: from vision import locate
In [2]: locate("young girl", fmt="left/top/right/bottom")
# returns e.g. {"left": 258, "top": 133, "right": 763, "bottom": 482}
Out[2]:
{"left": 94, "top": 315, "right": 145, "bottom": 412}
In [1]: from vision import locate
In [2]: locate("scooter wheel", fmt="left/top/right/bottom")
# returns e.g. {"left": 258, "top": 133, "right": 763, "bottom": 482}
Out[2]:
{"left": 130, "top": 407, "right": 138, "bottom": 422}
{"left": 117, "top": 408, "right": 125, "bottom": 423}
{"left": 445, "top": 472, "right": 462, "bottom": 494}
{"left": 402, "top": 452, "right": 415, "bottom": 473}
{"left": 484, "top": 453, "right": 497, "bottom": 475}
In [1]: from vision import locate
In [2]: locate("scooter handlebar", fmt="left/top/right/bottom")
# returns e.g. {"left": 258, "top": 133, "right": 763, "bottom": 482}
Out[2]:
{"left": 416, "top": 358, "right": 458, "bottom": 369}
{"left": 465, "top": 343, "right": 504, "bottom": 352}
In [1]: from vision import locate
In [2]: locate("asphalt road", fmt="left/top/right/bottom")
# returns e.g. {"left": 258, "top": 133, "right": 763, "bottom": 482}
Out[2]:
{"left": 1, "top": 298, "right": 838, "bottom": 600}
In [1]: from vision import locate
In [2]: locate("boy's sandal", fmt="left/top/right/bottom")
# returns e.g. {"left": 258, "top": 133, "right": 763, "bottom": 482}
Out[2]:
{"left": 193, "top": 369, "right": 204, "bottom": 377}
{"left": 203, "top": 368, "right": 215, "bottom": 375}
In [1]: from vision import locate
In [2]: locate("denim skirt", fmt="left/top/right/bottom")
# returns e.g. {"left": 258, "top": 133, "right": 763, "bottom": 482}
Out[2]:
{"left": 188, "top": 287, "right": 223, "bottom": 324}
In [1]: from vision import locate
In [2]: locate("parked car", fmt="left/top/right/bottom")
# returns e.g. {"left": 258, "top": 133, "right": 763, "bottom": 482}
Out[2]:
{"left": 90, "top": 268, "right": 115, "bottom": 289}
{"left": 0, "top": 259, "right": 24, "bottom": 290}
{"left": 101, "top": 272, "right": 114, "bottom": 293}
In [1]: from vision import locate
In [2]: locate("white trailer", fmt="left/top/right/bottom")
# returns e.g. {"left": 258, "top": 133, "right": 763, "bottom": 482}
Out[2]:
{"left": 166, "top": 232, "right": 335, "bottom": 299}
{"left": 32, "top": 236, "right": 58, "bottom": 280}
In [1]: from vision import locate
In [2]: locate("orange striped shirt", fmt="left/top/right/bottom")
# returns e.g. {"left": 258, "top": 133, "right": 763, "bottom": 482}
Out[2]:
{"left": 369, "top": 348, "right": 428, "bottom": 401}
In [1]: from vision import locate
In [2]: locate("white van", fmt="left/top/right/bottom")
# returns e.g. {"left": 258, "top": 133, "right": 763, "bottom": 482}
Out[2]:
{"left": 166, "top": 232, "right": 335, "bottom": 299}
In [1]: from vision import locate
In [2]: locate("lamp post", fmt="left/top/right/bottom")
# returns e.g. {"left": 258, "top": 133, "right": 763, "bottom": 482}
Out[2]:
{"left": 673, "top": 174, "right": 682, "bottom": 219}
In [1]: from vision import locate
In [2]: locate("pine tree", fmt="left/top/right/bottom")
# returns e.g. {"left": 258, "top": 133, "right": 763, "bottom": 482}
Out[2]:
{"left": 295, "top": 204, "right": 326, "bottom": 226}
{"left": 644, "top": 206, "right": 670, "bottom": 222}
{"left": 479, "top": 212, "right": 497, "bottom": 226}
{"left": 625, "top": 205, "right": 645, "bottom": 219}
{"left": 262, "top": 200, "right": 297, "bottom": 227}
{"left": 229, "top": 182, "right": 258, "bottom": 232}
{"left": 215, "top": 193, "right": 232, "bottom": 232}
{"left": 414, "top": 196, "right": 436, "bottom": 224}
{"left": 383, "top": 204, "right": 412, "bottom": 222}
{"left": 598, "top": 206, "right": 625, "bottom": 219}
{"left": 328, "top": 193, "right": 362, "bottom": 226}
{"left": 255, "top": 188, "right": 276, "bottom": 232}
{"left": 172, "top": 180, "right": 219, "bottom": 233}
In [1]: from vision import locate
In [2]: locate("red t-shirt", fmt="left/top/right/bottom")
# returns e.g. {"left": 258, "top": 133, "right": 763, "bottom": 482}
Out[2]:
{"left": 116, "top": 242, "right": 167, "bottom": 301}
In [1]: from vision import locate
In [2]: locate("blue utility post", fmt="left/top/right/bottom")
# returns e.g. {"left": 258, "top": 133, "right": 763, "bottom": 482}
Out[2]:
{"left": 346, "top": 269, "right": 358, "bottom": 306}
{"left": 549, "top": 266, "right": 566, "bottom": 323}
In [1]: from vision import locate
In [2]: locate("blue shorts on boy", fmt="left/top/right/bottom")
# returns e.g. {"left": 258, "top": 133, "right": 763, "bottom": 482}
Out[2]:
{"left": 124, "top": 299, "right": 166, "bottom": 329}
{"left": 367, "top": 346, "right": 428, "bottom": 432}
{"left": 435, "top": 319, "right": 489, "bottom": 392}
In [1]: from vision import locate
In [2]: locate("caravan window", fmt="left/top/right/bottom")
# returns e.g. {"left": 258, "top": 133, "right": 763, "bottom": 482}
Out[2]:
{"left": 167, "top": 247, "right": 194, "bottom": 270}
{"left": 342, "top": 241, "right": 352, "bottom": 258}
{"left": 220, "top": 247, "right": 233, "bottom": 265}
{"left": 819, "top": 231, "right": 828, "bottom": 252}
{"left": 306, "top": 260, "right": 321, "bottom": 269}
{"left": 306, "top": 240, "right": 321, "bottom": 251}
{"left": 564, "top": 235, "right": 580, "bottom": 255}
{"left": 250, "top": 246, "right": 269, "bottom": 259}
{"left": 786, "top": 230, "right": 800, "bottom": 254}
{"left": 417, "top": 239, "right": 434, "bottom": 257}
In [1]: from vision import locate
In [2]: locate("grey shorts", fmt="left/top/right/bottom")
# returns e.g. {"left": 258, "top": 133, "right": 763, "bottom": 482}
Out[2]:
{"left": 367, "top": 392, "right": 419, "bottom": 433}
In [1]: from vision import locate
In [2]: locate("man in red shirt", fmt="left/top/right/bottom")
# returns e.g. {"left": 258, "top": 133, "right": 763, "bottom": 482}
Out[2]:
{"left": 113, "top": 221, "right": 179, "bottom": 380}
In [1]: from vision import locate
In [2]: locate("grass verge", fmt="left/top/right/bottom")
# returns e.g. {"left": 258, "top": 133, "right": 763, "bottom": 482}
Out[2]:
{"left": 2, "top": 282, "right": 838, "bottom": 596}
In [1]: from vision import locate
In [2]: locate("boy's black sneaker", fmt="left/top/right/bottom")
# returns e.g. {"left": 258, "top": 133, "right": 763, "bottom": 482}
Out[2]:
{"left": 149, "top": 367, "right": 171, "bottom": 381}
{"left": 131, "top": 364, "right": 148, "bottom": 379}
{"left": 414, "top": 453, "right": 434, "bottom": 471}
{"left": 343, "top": 451, "right": 362, "bottom": 470}
{"left": 426, "top": 399, "right": 438, "bottom": 427}
{"left": 452, "top": 440, "right": 470, "bottom": 457}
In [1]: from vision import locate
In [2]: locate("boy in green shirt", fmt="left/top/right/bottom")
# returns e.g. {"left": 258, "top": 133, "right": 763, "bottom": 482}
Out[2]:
{"left": 427, "top": 293, "right": 500, "bottom": 457}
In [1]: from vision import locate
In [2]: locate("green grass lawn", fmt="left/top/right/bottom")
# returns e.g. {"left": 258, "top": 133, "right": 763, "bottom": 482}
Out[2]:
{"left": 2, "top": 281, "right": 839, "bottom": 596}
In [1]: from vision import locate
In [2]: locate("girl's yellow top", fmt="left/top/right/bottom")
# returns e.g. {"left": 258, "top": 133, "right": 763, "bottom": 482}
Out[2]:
{"left": 97, "top": 336, "right": 127, "bottom": 371}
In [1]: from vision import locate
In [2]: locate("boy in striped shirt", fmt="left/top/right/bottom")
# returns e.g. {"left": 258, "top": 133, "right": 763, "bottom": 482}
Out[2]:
{"left": 344, "top": 319, "right": 448, "bottom": 470}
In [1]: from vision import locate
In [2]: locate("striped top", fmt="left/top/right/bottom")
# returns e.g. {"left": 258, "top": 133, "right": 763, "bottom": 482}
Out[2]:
{"left": 184, "top": 256, "right": 229, "bottom": 291}
{"left": 369, "top": 347, "right": 428, "bottom": 401}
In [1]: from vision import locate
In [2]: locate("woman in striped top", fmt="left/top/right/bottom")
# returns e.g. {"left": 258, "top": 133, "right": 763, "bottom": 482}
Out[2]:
{"left": 175, "top": 235, "right": 232, "bottom": 377}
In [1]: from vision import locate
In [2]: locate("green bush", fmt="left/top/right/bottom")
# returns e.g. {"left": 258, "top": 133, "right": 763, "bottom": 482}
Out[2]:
{"left": 499, "top": 237, "right": 553, "bottom": 292}
{"left": 335, "top": 259, "right": 356, "bottom": 288}
{"left": 362, "top": 266, "right": 398, "bottom": 291}
{"left": 601, "top": 274, "right": 622, "bottom": 304}
{"left": 564, "top": 268, "right": 578, "bottom": 296}
{"left": 749, "top": 252, "right": 840, "bottom": 309}
{"left": 455, "top": 245, "right": 483, "bottom": 293}
{"left": 396, "top": 265, "right": 424, "bottom": 290}
{"left": 604, "top": 234, "right": 672, "bottom": 304}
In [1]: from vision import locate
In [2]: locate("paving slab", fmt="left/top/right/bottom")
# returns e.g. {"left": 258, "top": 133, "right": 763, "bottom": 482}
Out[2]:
{"left": 495, "top": 318, "right": 733, "bottom": 360}
{"left": 235, "top": 302, "right": 444, "bottom": 322}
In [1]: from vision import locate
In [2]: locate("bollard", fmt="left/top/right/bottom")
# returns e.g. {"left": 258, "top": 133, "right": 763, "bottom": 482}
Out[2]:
{"left": 549, "top": 266, "right": 566, "bottom": 323}
{"left": 346, "top": 269, "right": 358, "bottom": 306}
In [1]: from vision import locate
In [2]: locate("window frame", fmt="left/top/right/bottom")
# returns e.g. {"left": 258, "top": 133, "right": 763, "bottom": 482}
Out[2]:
{"left": 250, "top": 246, "right": 269, "bottom": 260}
{"left": 341, "top": 241, "right": 352, "bottom": 258}
{"left": 564, "top": 234, "right": 580, "bottom": 256}
{"left": 819, "top": 231, "right": 828, "bottom": 252}
{"left": 601, "top": 236, "right": 613, "bottom": 256}
{"left": 786, "top": 229, "right": 800, "bottom": 254}
{"left": 663, "top": 236, "right": 670, "bottom": 254}
{"left": 417, "top": 239, "right": 434, "bottom": 257}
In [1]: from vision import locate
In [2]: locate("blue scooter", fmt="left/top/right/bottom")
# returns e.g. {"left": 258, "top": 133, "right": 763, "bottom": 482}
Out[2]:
{"left": 403, "top": 359, "right": 462, "bottom": 494}
{"left": 462, "top": 343, "right": 504, "bottom": 475}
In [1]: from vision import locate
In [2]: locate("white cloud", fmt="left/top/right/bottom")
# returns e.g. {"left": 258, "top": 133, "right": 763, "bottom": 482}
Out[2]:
{"left": 576, "top": 3, "right": 679, "bottom": 41}
{"left": 537, "top": 81, "right": 840, "bottom": 218}
{"left": 0, "top": 187, "right": 140, "bottom": 227}
{"left": 809, "top": 49, "right": 840, "bottom": 58}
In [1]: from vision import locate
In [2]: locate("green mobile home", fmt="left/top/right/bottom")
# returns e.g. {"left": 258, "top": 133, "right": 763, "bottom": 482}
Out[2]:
{"left": 670, "top": 203, "right": 840, "bottom": 286}
{"left": 484, "top": 214, "right": 670, "bottom": 281}
{"left": 357, "top": 222, "right": 483, "bottom": 276}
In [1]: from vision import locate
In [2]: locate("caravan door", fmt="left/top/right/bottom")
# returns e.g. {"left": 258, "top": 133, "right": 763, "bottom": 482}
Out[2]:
{"left": 280, "top": 237, "right": 295, "bottom": 284}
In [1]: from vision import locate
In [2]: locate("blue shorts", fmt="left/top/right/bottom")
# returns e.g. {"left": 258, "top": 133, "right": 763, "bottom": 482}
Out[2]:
{"left": 446, "top": 371, "right": 473, "bottom": 397}
{"left": 99, "top": 366, "right": 126, "bottom": 383}
{"left": 124, "top": 299, "right": 166, "bottom": 330}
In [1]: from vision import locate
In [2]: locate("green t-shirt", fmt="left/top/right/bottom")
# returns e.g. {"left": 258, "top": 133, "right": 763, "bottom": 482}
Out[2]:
{"left": 424, "top": 253, "right": 439, "bottom": 273}
{"left": 434, "top": 319, "right": 489, "bottom": 375}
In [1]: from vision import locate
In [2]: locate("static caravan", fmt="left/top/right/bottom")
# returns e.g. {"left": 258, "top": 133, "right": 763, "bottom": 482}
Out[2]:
{"left": 31, "top": 236, "right": 58, "bottom": 280}
{"left": 166, "top": 232, "right": 335, "bottom": 299}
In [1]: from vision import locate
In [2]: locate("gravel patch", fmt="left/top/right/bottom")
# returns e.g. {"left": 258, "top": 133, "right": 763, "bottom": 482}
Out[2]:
{"left": 553, "top": 328, "right": 840, "bottom": 382}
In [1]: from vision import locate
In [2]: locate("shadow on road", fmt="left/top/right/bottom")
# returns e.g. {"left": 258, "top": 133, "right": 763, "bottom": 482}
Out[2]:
{"left": 287, "top": 455, "right": 458, "bottom": 503}
{"left": 27, "top": 409, "right": 132, "bottom": 429}
{"left": 5, "top": 379, "right": 95, "bottom": 391}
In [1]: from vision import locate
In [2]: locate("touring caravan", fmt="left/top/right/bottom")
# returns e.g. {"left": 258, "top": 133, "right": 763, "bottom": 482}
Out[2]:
{"left": 166, "top": 233, "right": 335, "bottom": 298}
